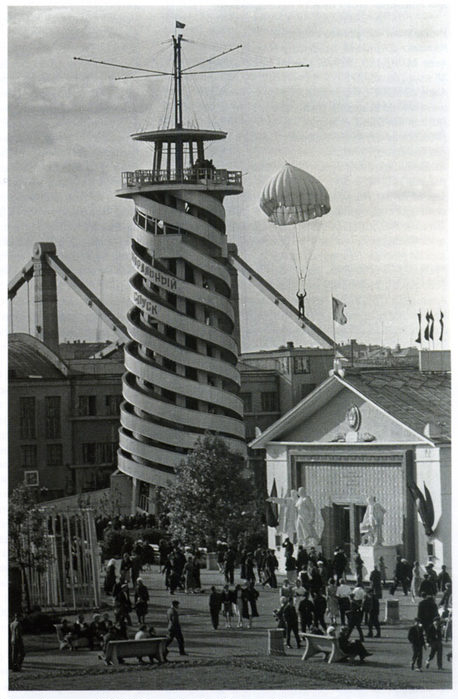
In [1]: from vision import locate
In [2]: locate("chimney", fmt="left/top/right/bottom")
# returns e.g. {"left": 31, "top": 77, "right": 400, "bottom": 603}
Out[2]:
{"left": 32, "top": 242, "right": 59, "bottom": 353}
{"left": 287, "top": 341, "right": 294, "bottom": 349}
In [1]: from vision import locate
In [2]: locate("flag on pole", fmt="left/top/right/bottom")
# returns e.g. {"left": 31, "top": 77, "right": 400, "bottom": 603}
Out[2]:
{"left": 176, "top": 21, "right": 186, "bottom": 28}
{"left": 415, "top": 312, "right": 421, "bottom": 344}
{"left": 439, "top": 311, "right": 444, "bottom": 341}
{"left": 424, "top": 311, "right": 430, "bottom": 341}
{"left": 429, "top": 311, "right": 434, "bottom": 340}
{"left": 332, "top": 297, "right": 347, "bottom": 325}
{"left": 265, "top": 479, "right": 279, "bottom": 528}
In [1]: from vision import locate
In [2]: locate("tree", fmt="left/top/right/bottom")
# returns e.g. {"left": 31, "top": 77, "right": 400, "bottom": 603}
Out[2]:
{"left": 9, "top": 485, "right": 53, "bottom": 612}
{"left": 161, "top": 434, "right": 258, "bottom": 549}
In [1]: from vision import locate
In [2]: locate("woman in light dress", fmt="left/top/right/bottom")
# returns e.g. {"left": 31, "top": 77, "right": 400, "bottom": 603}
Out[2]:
{"left": 326, "top": 578, "right": 340, "bottom": 625}
{"left": 410, "top": 561, "right": 422, "bottom": 601}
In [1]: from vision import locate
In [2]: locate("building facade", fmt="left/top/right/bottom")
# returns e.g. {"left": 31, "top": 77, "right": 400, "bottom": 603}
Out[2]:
{"left": 250, "top": 353, "right": 451, "bottom": 570}
{"left": 8, "top": 334, "right": 124, "bottom": 497}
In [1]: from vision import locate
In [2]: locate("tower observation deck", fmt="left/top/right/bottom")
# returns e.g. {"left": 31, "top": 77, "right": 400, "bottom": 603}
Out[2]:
{"left": 115, "top": 33, "right": 246, "bottom": 497}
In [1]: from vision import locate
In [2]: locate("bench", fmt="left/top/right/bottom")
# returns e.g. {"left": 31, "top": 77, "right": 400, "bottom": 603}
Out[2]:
{"left": 105, "top": 637, "right": 168, "bottom": 665}
{"left": 55, "top": 624, "right": 90, "bottom": 651}
{"left": 299, "top": 633, "right": 351, "bottom": 664}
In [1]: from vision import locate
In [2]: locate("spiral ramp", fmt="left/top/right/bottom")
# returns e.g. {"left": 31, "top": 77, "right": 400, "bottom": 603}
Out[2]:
{"left": 117, "top": 183, "right": 246, "bottom": 489}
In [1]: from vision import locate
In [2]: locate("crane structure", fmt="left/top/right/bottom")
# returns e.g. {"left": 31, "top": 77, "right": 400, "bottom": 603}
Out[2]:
{"left": 9, "top": 27, "right": 334, "bottom": 506}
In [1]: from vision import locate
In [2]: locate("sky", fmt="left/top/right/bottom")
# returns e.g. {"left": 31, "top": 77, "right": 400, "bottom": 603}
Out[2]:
{"left": 7, "top": 2, "right": 451, "bottom": 352}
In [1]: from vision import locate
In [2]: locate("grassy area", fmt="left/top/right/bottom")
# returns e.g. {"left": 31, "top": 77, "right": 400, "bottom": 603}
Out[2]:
{"left": 9, "top": 655, "right": 451, "bottom": 692}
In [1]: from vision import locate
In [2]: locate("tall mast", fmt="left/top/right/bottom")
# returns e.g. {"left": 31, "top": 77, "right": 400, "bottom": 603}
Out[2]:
{"left": 173, "top": 34, "right": 183, "bottom": 128}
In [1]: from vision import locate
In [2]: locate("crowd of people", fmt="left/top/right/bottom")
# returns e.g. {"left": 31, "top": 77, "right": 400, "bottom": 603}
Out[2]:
{"left": 10, "top": 534, "right": 452, "bottom": 674}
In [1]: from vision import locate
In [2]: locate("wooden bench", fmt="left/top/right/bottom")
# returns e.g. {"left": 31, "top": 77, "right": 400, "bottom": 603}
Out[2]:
{"left": 55, "top": 624, "right": 90, "bottom": 651}
{"left": 105, "top": 637, "right": 168, "bottom": 665}
{"left": 299, "top": 633, "right": 351, "bottom": 664}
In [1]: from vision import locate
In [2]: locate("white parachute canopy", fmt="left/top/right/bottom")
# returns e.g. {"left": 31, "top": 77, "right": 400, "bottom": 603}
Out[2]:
{"left": 259, "top": 162, "right": 330, "bottom": 225}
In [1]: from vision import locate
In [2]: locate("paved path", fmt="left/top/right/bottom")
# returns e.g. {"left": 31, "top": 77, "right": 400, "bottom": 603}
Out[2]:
{"left": 9, "top": 566, "right": 453, "bottom": 691}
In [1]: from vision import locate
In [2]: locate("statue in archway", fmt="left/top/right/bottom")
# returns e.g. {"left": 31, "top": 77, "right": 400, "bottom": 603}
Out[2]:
{"left": 359, "top": 496, "right": 386, "bottom": 545}
{"left": 295, "top": 487, "right": 319, "bottom": 547}
{"left": 267, "top": 489, "right": 298, "bottom": 540}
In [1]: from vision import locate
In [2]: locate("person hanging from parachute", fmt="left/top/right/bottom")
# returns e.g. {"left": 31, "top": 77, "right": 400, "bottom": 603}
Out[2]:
{"left": 296, "top": 289, "right": 306, "bottom": 319}
{"left": 259, "top": 162, "right": 330, "bottom": 318}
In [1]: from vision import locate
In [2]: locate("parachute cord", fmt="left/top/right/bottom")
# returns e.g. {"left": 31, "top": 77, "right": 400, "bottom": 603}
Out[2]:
{"left": 303, "top": 227, "right": 321, "bottom": 281}
{"left": 295, "top": 224, "right": 304, "bottom": 278}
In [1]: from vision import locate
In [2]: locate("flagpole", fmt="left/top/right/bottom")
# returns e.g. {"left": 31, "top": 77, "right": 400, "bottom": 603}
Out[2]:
{"left": 331, "top": 293, "right": 337, "bottom": 359}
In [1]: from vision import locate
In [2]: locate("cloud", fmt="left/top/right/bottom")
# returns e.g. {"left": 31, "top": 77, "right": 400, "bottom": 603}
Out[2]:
{"left": 9, "top": 7, "right": 94, "bottom": 56}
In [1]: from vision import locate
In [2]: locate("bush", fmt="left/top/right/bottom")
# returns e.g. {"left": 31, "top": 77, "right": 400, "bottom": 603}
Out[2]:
{"left": 101, "top": 527, "right": 167, "bottom": 559}
{"left": 101, "top": 530, "right": 132, "bottom": 559}
{"left": 22, "top": 611, "right": 62, "bottom": 634}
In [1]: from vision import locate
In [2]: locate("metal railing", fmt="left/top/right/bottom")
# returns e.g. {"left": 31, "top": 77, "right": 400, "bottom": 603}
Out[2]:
{"left": 121, "top": 168, "right": 242, "bottom": 188}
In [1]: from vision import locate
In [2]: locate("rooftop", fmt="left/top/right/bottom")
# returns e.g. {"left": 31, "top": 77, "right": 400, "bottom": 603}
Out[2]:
{"left": 343, "top": 367, "right": 451, "bottom": 442}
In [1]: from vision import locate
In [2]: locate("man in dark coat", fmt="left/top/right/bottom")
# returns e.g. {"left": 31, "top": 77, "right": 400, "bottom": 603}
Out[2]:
{"left": 338, "top": 626, "right": 372, "bottom": 662}
{"left": 283, "top": 599, "right": 301, "bottom": 649}
{"left": 209, "top": 586, "right": 222, "bottom": 630}
{"left": 419, "top": 574, "right": 436, "bottom": 597}
{"left": 10, "top": 614, "right": 25, "bottom": 672}
{"left": 426, "top": 617, "right": 443, "bottom": 670}
{"left": 408, "top": 618, "right": 426, "bottom": 670}
{"left": 224, "top": 548, "right": 236, "bottom": 585}
{"left": 263, "top": 550, "right": 279, "bottom": 589}
{"left": 282, "top": 538, "right": 294, "bottom": 558}
{"left": 312, "top": 591, "right": 327, "bottom": 632}
{"left": 369, "top": 566, "right": 383, "bottom": 599}
{"left": 366, "top": 587, "right": 381, "bottom": 638}
{"left": 298, "top": 593, "right": 315, "bottom": 632}
{"left": 296, "top": 545, "right": 309, "bottom": 572}
{"left": 437, "top": 565, "right": 451, "bottom": 593}
{"left": 166, "top": 600, "right": 187, "bottom": 655}
{"left": 390, "top": 556, "right": 411, "bottom": 596}
{"left": 417, "top": 593, "right": 438, "bottom": 632}
{"left": 333, "top": 547, "right": 347, "bottom": 580}
{"left": 345, "top": 595, "right": 364, "bottom": 641}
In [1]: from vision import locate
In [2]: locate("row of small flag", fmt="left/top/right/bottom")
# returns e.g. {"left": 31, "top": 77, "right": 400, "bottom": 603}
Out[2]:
{"left": 415, "top": 311, "right": 444, "bottom": 343}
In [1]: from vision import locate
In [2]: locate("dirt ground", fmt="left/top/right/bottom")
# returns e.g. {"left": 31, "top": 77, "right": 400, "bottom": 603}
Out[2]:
{"left": 9, "top": 565, "right": 453, "bottom": 692}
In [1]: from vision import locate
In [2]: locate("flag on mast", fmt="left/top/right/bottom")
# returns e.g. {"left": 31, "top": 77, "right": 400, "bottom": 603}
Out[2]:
{"left": 176, "top": 21, "right": 186, "bottom": 28}
{"left": 332, "top": 297, "right": 347, "bottom": 325}
{"left": 439, "top": 311, "right": 444, "bottom": 341}
{"left": 424, "top": 311, "right": 430, "bottom": 341}
{"left": 429, "top": 311, "right": 435, "bottom": 340}
{"left": 415, "top": 312, "right": 421, "bottom": 344}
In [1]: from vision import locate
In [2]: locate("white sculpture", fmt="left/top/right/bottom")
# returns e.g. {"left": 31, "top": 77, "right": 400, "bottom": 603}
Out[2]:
{"left": 295, "top": 487, "right": 319, "bottom": 547}
{"left": 267, "top": 489, "right": 298, "bottom": 540}
{"left": 359, "top": 496, "right": 386, "bottom": 546}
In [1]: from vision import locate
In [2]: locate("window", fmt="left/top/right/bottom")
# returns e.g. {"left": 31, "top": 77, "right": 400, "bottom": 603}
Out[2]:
{"left": 97, "top": 442, "right": 117, "bottom": 463}
{"left": 45, "top": 396, "right": 61, "bottom": 438}
{"left": 185, "top": 366, "right": 198, "bottom": 380}
{"left": 163, "top": 357, "right": 177, "bottom": 373}
{"left": 166, "top": 292, "right": 177, "bottom": 308}
{"left": 47, "top": 443, "right": 63, "bottom": 466}
{"left": 240, "top": 392, "right": 253, "bottom": 413}
{"left": 21, "top": 445, "right": 37, "bottom": 468}
{"left": 24, "top": 470, "right": 39, "bottom": 487}
{"left": 184, "top": 263, "right": 195, "bottom": 283}
{"left": 293, "top": 356, "right": 310, "bottom": 374}
{"left": 185, "top": 300, "right": 196, "bottom": 318}
{"left": 20, "top": 397, "right": 36, "bottom": 439}
{"left": 82, "top": 443, "right": 96, "bottom": 464}
{"left": 105, "top": 394, "right": 122, "bottom": 416}
{"left": 162, "top": 388, "right": 176, "bottom": 404}
{"left": 165, "top": 325, "right": 176, "bottom": 341}
{"left": 185, "top": 334, "right": 197, "bottom": 351}
{"left": 300, "top": 383, "right": 316, "bottom": 399}
{"left": 261, "top": 391, "right": 279, "bottom": 412}
{"left": 81, "top": 443, "right": 117, "bottom": 464}
{"left": 185, "top": 396, "right": 198, "bottom": 410}
{"left": 78, "top": 395, "right": 97, "bottom": 416}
